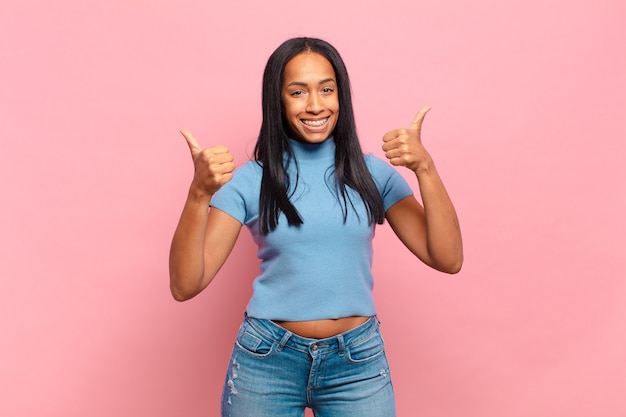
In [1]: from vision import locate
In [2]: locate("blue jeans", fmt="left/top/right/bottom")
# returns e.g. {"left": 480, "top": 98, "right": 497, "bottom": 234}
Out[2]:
{"left": 221, "top": 314, "right": 396, "bottom": 417}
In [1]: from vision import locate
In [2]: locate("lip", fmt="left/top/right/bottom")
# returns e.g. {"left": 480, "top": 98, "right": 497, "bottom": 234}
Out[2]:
{"left": 300, "top": 117, "right": 330, "bottom": 130}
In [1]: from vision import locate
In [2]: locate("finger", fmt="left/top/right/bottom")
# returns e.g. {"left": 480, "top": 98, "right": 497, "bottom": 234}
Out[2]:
{"left": 180, "top": 129, "right": 202, "bottom": 154}
{"left": 382, "top": 128, "right": 405, "bottom": 142}
{"left": 409, "top": 105, "right": 432, "bottom": 130}
{"left": 382, "top": 139, "right": 403, "bottom": 152}
{"left": 212, "top": 161, "right": 236, "bottom": 175}
{"left": 207, "top": 145, "right": 231, "bottom": 155}
{"left": 208, "top": 151, "right": 235, "bottom": 164}
{"left": 383, "top": 148, "right": 403, "bottom": 160}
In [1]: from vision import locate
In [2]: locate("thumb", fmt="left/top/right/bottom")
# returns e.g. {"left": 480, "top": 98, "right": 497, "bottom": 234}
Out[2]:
{"left": 409, "top": 105, "right": 432, "bottom": 131}
{"left": 180, "top": 129, "right": 202, "bottom": 155}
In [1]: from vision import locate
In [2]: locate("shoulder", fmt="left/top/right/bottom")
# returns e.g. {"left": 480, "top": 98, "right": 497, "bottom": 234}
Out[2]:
{"left": 211, "top": 160, "right": 261, "bottom": 224}
{"left": 363, "top": 153, "right": 397, "bottom": 177}
{"left": 234, "top": 160, "right": 262, "bottom": 177}
{"left": 226, "top": 160, "right": 262, "bottom": 186}
{"left": 363, "top": 153, "right": 413, "bottom": 208}
{"left": 214, "top": 160, "right": 261, "bottom": 198}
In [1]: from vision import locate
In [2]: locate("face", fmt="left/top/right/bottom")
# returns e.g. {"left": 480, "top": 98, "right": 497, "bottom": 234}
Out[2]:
{"left": 281, "top": 52, "right": 339, "bottom": 143}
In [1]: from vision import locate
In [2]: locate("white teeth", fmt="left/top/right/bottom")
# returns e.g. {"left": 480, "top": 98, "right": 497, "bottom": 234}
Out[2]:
{"left": 302, "top": 118, "right": 328, "bottom": 127}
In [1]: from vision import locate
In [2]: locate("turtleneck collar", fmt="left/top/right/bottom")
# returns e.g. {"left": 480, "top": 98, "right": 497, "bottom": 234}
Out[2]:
{"left": 288, "top": 137, "right": 336, "bottom": 163}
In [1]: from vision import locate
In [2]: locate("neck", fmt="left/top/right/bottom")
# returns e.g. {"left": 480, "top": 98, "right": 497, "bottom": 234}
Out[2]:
{"left": 289, "top": 137, "right": 336, "bottom": 163}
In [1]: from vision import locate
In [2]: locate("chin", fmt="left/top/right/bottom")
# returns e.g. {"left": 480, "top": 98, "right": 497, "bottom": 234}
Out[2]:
{"left": 295, "top": 131, "right": 332, "bottom": 144}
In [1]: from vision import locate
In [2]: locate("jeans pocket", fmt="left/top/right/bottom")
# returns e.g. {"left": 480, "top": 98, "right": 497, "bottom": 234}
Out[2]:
{"left": 235, "top": 322, "right": 274, "bottom": 358}
{"left": 346, "top": 331, "right": 385, "bottom": 363}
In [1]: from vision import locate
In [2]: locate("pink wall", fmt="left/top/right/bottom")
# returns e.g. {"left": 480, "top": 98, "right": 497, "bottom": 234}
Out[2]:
{"left": 1, "top": 0, "right": 625, "bottom": 416}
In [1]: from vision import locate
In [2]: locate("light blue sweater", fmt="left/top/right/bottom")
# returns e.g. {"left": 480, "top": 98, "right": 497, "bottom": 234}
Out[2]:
{"left": 210, "top": 138, "right": 413, "bottom": 321}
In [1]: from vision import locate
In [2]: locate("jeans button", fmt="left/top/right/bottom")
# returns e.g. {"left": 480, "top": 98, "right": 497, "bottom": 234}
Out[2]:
{"left": 311, "top": 344, "right": 318, "bottom": 351}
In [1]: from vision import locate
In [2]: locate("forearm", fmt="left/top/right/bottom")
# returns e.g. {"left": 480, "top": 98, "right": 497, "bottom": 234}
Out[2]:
{"left": 415, "top": 162, "right": 463, "bottom": 273}
{"left": 169, "top": 188, "right": 212, "bottom": 301}
{"left": 382, "top": 106, "right": 463, "bottom": 273}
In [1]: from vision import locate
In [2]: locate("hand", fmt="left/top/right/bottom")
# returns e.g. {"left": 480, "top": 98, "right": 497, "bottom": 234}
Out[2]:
{"left": 180, "top": 129, "right": 235, "bottom": 197}
{"left": 382, "top": 106, "right": 433, "bottom": 172}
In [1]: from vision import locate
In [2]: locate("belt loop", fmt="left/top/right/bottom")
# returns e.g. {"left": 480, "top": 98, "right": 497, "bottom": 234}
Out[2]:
{"left": 276, "top": 330, "right": 292, "bottom": 352}
{"left": 337, "top": 334, "right": 345, "bottom": 357}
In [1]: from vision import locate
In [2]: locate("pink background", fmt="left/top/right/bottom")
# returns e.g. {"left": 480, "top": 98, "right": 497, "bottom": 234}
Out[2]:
{"left": 1, "top": 0, "right": 625, "bottom": 416}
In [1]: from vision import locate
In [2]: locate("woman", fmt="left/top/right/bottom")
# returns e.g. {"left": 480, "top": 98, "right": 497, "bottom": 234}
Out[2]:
{"left": 170, "top": 37, "right": 462, "bottom": 417}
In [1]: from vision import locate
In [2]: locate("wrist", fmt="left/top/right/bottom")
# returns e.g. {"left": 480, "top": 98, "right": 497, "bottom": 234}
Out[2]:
{"left": 187, "top": 185, "right": 213, "bottom": 205}
{"left": 413, "top": 159, "right": 437, "bottom": 177}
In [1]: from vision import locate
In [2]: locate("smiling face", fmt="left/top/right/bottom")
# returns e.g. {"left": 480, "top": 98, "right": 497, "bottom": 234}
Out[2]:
{"left": 281, "top": 52, "right": 339, "bottom": 144}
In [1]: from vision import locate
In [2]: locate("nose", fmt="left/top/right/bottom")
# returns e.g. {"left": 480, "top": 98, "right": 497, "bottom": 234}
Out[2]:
{"left": 306, "top": 92, "right": 323, "bottom": 114}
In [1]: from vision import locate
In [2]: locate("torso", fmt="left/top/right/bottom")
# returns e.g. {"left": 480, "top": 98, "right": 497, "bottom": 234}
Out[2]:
{"left": 273, "top": 316, "right": 370, "bottom": 339}
{"left": 210, "top": 144, "right": 412, "bottom": 323}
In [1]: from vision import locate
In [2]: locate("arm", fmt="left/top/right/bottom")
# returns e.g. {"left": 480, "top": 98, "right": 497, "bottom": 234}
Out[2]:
{"left": 169, "top": 130, "right": 241, "bottom": 301}
{"left": 382, "top": 107, "right": 463, "bottom": 274}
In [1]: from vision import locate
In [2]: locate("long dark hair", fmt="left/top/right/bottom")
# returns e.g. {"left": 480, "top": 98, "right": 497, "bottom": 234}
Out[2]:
{"left": 254, "top": 37, "right": 384, "bottom": 234}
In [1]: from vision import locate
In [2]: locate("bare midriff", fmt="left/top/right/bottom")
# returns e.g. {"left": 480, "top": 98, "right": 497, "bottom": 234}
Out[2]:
{"left": 273, "top": 316, "right": 370, "bottom": 339}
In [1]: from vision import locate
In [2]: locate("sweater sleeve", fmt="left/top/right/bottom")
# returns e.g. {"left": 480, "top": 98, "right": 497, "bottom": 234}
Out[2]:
{"left": 209, "top": 161, "right": 261, "bottom": 225}
{"left": 365, "top": 154, "right": 414, "bottom": 211}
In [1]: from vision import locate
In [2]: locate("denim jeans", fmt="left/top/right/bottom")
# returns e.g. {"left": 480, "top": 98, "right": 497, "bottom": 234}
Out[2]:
{"left": 221, "top": 314, "right": 396, "bottom": 417}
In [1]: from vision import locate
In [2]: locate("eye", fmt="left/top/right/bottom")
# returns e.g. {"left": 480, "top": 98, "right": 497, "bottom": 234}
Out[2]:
{"left": 290, "top": 90, "right": 305, "bottom": 97}
{"left": 321, "top": 87, "right": 334, "bottom": 94}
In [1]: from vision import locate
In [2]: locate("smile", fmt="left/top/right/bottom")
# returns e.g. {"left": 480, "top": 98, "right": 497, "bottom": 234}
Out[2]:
{"left": 301, "top": 118, "right": 329, "bottom": 127}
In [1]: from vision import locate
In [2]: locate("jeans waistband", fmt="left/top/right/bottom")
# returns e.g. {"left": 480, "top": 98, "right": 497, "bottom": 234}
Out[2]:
{"left": 243, "top": 313, "right": 380, "bottom": 353}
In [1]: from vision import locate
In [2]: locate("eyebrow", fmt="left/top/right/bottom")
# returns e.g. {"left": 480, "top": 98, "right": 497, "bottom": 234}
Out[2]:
{"left": 286, "top": 78, "right": 336, "bottom": 87}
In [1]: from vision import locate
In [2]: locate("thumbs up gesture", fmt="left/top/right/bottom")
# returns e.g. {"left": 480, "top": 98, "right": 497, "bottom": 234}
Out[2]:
{"left": 180, "top": 129, "right": 235, "bottom": 197}
{"left": 382, "top": 106, "right": 433, "bottom": 173}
